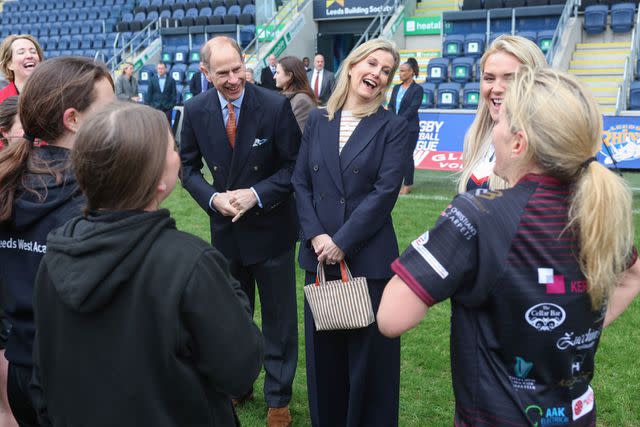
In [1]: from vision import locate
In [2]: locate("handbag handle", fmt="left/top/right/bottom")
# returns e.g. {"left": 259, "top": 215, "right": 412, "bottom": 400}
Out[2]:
{"left": 315, "top": 261, "right": 353, "bottom": 286}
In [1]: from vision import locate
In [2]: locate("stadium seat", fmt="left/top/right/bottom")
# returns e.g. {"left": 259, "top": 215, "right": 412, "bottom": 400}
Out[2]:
{"left": 139, "top": 65, "right": 156, "bottom": 83}
{"left": 504, "top": 0, "right": 525, "bottom": 6}
{"left": 437, "top": 83, "right": 461, "bottom": 109}
{"left": 58, "top": 36, "right": 71, "bottom": 50}
{"left": 186, "top": 62, "right": 201, "bottom": 81}
{"left": 161, "top": 46, "right": 176, "bottom": 63}
{"left": 583, "top": 5, "right": 608, "bottom": 34}
{"left": 443, "top": 34, "right": 465, "bottom": 57}
{"left": 174, "top": 46, "right": 189, "bottom": 63}
{"left": 223, "top": 14, "right": 238, "bottom": 24}
{"left": 171, "top": 63, "right": 187, "bottom": 83}
{"left": 451, "top": 57, "right": 475, "bottom": 83}
{"left": 80, "top": 38, "right": 93, "bottom": 50}
{"left": 242, "top": 4, "right": 255, "bottom": 14}
{"left": 94, "top": 35, "right": 107, "bottom": 49}
{"left": 117, "top": 22, "right": 131, "bottom": 32}
{"left": 239, "top": 24, "right": 255, "bottom": 46}
{"left": 133, "top": 11, "right": 146, "bottom": 24}
{"left": 420, "top": 82, "right": 436, "bottom": 108}
{"left": 629, "top": 81, "right": 640, "bottom": 110}
{"left": 228, "top": 4, "right": 241, "bottom": 16}
{"left": 239, "top": 13, "right": 254, "bottom": 24}
{"left": 224, "top": 0, "right": 238, "bottom": 7}
{"left": 610, "top": 3, "right": 635, "bottom": 33}
{"left": 200, "top": 6, "right": 213, "bottom": 16}
{"left": 464, "top": 33, "right": 485, "bottom": 58}
{"left": 579, "top": 0, "right": 599, "bottom": 11}
{"left": 484, "top": 0, "right": 503, "bottom": 8}
{"left": 462, "top": 82, "right": 480, "bottom": 109}
{"left": 47, "top": 38, "right": 60, "bottom": 50}
{"left": 145, "top": 10, "right": 159, "bottom": 25}
{"left": 426, "top": 57, "right": 450, "bottom": 84}
{"left": 213, "top": 5, "right": 227, "bottom": 15}
{"left": 488, "top": 32, "right": 508, "bottom": 46}
{"left": 517, "top": 31, "right": 537, "bottom": 42}
{"left": 536, "top": 30, "right": 554, "bottom": 53}
{"left": 209, "top": 15, "right": 224, "bottom": 24}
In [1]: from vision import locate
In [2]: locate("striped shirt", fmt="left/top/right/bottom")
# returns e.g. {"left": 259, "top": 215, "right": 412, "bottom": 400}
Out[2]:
{"left": 339, "top": 111, "right": 361, "bottom": 155}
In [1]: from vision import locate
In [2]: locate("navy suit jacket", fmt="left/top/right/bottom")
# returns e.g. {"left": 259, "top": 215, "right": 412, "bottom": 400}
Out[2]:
{"left": 388, "top": 81, "right": 423, "bottom": 135}
{"left": 188, "top": 71, "right": 213, "bottom": 95}
{"left": 147, "top": 75, "right": 177, "bottom": 111}
{"left": 180, "top": 83, "right": 302, "bottom": 265}
{"left": 292, "top": 107, "right": 407, "bottom": 279}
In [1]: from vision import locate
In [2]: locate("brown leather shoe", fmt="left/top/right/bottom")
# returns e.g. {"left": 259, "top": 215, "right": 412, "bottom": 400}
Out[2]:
{"left": 231, "top": 392, "right": 254, "bottom": 407}
{"left": 267, "top": 406, "right": 292, "bottom": 427}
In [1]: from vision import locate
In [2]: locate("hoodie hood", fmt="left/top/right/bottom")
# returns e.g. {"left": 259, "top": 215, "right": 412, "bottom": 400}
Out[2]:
{"left": 12, "top": 146, "right": 83, "bottom": 231}
{"left": 44, "top": 209, "right": 175, "bottom": 313}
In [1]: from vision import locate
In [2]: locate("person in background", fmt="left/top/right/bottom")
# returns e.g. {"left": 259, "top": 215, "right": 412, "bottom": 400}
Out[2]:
{"left": 388, "top": 61, "right": 423, "bottom": 195}
{"left": 0, "top": 56, "right": 114, "bottom": 427}
{"left": 406, "top": 57, "right": 419, "bottom": 79}
{"left": 31, "top": 102, "right": 263, "bottom": 427}
{"left": 457, "top": 35, "right": 546, "bottom": 193}
{"left": 146, "top": 62, "right": 177, "bottom": 123}
{"left": 189, "top": 59, "right": 213, "bottom": 96}
{"left": 302, "top": 57, "right": 310, "bottom": 72}
{"left": 292, "top": 38, "right": 406, "bottom": 427}
{"left": 260, "top": 54, "right": 278, "bottom": 91}
{"left": 378, "top": 66, "right": 640, "bottom": 427}
{"left": 307, "top": 53, "right": 335, "bottom": 106}
{"left": 0, "top": 96, "right": 21, "bottom": 148}
{"left": 0, "top": 35, "right": 43, "bottom": 104}
{"left": 180, "top": 36, "right": 300, "bottom": 427}
{"left": 274, "top": 56, "right": 317, "bottom": 132}
{"left": 115, "top": 62, "right": 140, "bottom": 103}
{"left": 245, "top": 67, "right": 255, "bottom": 84}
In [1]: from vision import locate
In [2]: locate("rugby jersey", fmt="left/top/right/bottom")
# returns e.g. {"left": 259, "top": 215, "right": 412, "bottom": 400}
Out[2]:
{"left": 393, "top": 174, "right": 637, "bottom": 427}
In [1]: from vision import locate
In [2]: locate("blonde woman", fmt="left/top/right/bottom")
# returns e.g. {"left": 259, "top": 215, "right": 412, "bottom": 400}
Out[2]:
{"left": 292, "top": 39, "right": 406, "bottom": 427}
{"left": 378, "top": 67, "right": 640, "bottom": 426}
{"left": 457, "top": 35, "right": 546, "bottom": 193}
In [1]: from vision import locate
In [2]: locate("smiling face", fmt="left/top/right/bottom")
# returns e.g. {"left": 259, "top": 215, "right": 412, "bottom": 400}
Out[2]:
{"left": 8, "top": 38, "right": 40, "bottom": 84}
{"left": 205, "top": 42, "right": 246, "bottom": 101}
{"left": 347, "top": 49, "right": 394, "bottom": 107}
{"left": 274, "top": 63, "right": 291, "bottom": 90}
{"left": 481, "top": 51, "right": 522, "bottom": 122}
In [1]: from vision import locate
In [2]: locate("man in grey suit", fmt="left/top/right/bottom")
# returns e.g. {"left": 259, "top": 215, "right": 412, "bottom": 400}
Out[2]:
{"left": 307, "top": 53, "right": 335, "bottom": 106}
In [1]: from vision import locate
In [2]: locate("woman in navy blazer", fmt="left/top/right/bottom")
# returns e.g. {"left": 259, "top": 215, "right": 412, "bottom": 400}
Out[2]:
{"left": 292, "top": 39, "right": 407, "bottom": 427}
{"left": 388, "top": 60, "right": 424, "bottom": 195}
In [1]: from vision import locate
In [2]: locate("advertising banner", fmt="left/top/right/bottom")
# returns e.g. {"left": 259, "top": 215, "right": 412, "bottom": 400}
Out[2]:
{"left": 415, "top": 112, "right": 640, "bottom": 171}
{"left": 313, "top": 0, "right": 394, "bottom": 20}
{"left": 404, "top": 16, "right": 442, "bottom": 35}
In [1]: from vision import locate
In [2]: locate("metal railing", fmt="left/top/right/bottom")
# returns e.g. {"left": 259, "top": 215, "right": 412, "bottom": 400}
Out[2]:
{"left": 242, "top": 0, "right": 311, "bottom": 67}
{"left": 106, "top": 18, "right": 161, "bottom": 72}
{"left": 545, "top": 0, "right": 579, "bottom": 64}
{"left": 615, "top": 8, "right": 640, "bottom": 113}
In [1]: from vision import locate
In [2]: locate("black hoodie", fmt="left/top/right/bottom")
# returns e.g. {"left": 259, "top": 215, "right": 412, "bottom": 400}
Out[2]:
{"left": 32, "top": 209, "right": 263, "bottom": 426}
{"left": 0, "top": 145, "right": 84, "bottom": 367}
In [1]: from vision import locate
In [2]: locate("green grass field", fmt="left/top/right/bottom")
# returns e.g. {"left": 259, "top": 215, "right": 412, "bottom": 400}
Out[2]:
{"left": 163, "top": 169, "right": 640, "bottom": 427}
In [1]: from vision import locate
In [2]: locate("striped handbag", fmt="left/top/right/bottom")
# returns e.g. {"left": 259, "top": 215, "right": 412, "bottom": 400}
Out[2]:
{"left": 304, "top": 261, "right": 375, "bottom": 331}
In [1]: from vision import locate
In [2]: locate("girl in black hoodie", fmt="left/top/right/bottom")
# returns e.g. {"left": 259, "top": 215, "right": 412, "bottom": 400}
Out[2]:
{"left": 0, "top": 57, "right": 115, "bottom": 426}
{"left": 32, "top": 102, "right": 263, "bottom": 426}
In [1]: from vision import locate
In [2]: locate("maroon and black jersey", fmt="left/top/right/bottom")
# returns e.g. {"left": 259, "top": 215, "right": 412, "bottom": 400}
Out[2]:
{"left": 393, "top": 174, "right": 636, "bottom": 427}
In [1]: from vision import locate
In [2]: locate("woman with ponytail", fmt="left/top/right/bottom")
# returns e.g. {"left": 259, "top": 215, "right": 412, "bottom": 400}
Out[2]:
{"left": 378, "top": 67, "right": 640, "bottom": 426}
{"left": 0, "top": 56, "right": 114, "bottom": 426}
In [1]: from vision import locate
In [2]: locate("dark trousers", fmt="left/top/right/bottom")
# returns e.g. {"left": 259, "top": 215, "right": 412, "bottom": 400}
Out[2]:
{"left": 404, "top": 131, "right": 420, "bottom": 186}
{"left": 7, "top": 364, "right": 37, "bottom": 427}
{"left": 304, "top": 272, "right": 400, "bottom": 427}
{"left": 228, "top": 247, "right": 298, "bottom": 408}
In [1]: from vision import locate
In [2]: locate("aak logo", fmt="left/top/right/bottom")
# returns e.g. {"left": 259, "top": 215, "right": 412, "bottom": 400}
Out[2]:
{"left": 526, "top": 405, "right": 569, "bottom": 426}
{"left": 525, "top": 303, "right": 566, "bottom": 332}
{"left": 510, "top": 357, "right": 536, "bottom": 391}
{"left": 514, "top": 357, "right": 533, "bottom": 378}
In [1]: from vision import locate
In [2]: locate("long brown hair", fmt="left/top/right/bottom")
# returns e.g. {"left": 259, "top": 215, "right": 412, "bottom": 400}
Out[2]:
{"left": 278, "top": 56, "right": 317, "bottom": 105}
{"left": 0, "top": 96, "right": 19, "bottom": 146}
{"left": 0, "top": 57, "right": 114, "bottom": 222}
{"left": 72, "top": 102, "right": 171, "bottom": 213}
{"left": 0, "top": 34, "right": 44, "bottom": 83}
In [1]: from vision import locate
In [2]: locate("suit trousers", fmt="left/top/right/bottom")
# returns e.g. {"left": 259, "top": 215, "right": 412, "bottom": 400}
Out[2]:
{"left": 228, "top": 247, "right": 298, "bottom": 408}
{"left": 7, "top": 364, "right": 37, "bottom": 427}
{"left": 404, "top": 131, "right": 420, "bottom": 186}
{"left": 304, "top": 272, "right": 400, "bottom": 427}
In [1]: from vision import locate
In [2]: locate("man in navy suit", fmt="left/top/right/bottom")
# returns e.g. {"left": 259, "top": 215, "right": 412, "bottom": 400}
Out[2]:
{"left": 188, "top": 69, "right": 213, "bottom": 95}
{"left": 179, "top": 36, "right": 300, "bottom": 427}
{"left": 146, "top": 61, "right": 177, "bottom": 123}
{"left": 259, "top": 54, "right": 278, "bottom": 91}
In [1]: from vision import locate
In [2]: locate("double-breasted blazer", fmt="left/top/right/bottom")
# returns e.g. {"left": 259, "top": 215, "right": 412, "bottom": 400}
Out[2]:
{"left": 180, "top": 83, "right": 302, "bottom": 265}
{"left": 292, "top": 107, "right": 408, "bottom": 279}
{"left": 387, "top": 81, "right": 424, "bottom": 135}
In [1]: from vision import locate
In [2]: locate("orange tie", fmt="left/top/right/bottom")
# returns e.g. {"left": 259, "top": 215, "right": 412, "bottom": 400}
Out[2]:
{"left": 226, "top": 102, "right": 237, "bottom": 148}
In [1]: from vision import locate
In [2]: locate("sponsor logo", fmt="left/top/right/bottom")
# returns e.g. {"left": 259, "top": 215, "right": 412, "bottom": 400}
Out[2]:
{"left": 570, "top": 280, "right": 587, "bottom": 293}
{"left": 558, "top": 354, "right": 591, "bottom": 388}
{"left": 442, "top": 206, "right": 477, "bottom": 240}
{"left": 525, "top": 405, "right": 569, "bottom": 426}
{"left": 572, "top": 386, "right": 594, "bottom": 421}
{"left": 571, "top": 354, "right": 584, "bottom": 375}
{"left": 601, "top": 124, "right": 640, "bottom": 165}
{"left": 556, "top": 328, "right": 601, "bottom": 351}
{"left": 525, "top": 303, "right": 566, "bottom": 332}
{"left": 0, "top": 238, "right": 46, "bottom": 253}
{"left": 537, "top": 268, "right": 588, "bottom": 294}
{"left": 510, "top": 357, "right": 536, "bottom": 391}
{"left": 413, "top": 231, "right": 429, "bottom": 246}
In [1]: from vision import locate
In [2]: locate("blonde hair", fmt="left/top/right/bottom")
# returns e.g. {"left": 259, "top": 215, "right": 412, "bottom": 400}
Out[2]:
{"left": 326, "top": 38, "right": 400, "bottom": 121}
{"left": 504, "top": 66, "right": 633, "bottom": 309}
{"left": 457, "top": 35, "right": 547, "bottom": 193}
{"left": 0, "top": 34, "right": 44, "bottom": 83}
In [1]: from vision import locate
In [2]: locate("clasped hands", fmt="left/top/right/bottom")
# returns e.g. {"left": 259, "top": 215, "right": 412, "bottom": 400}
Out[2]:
{"left": 212, "top": 189, "right": 257, "bottom": 222}
{"left": 311, "top": 234, "right": 345, "bottom": 265}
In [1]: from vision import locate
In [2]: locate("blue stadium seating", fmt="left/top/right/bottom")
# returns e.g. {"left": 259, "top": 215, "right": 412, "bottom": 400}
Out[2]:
{"left": 426, "top": 57, "right": 450, "bottom": 84}
{"left": 462, "top": 82, "right": 480, "bottom": 108}
{"left": 443, "top": 34, "right": 465, "bottom": 57}
{"left": 464, "top": 33, "right": 485, "bottom": 58}
{"left": 451, "top": 57, "right": 475, "bottom": 83}
{"left": 437, "top": 83, "right": 461, "bottom": 109}
{"left": 174, "top": 45, "right": 189, "bottom": 63}
{"left": 516, "top": 31, "right": 537, "bottom": 42}
{"left": 189, "top": 48, "right": 201, "bottom": 63}
{"left": 611, "top": 3, "right": 635, "bottom": 33}
{"left": 420, "top": 82, "right": 436, "bottom": 108}
{"left": 629, "top": 81, "right": 640, "bottom": 110}
{"left": 536, "top": 29, "right": 554, "bottom": 53}
{"left": 583, "top": 5, "right": 608, "bottom": 34}
{"left": 171, "top": 63, "right": 187, "bottom": 83}
{"left": 187, "top": 62, "right": 201, "bottom": 81}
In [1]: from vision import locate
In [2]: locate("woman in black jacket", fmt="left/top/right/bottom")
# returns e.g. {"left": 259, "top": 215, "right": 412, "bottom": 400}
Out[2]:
{"left": 32, "top": 102, "right": 263, "bottom": 427}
